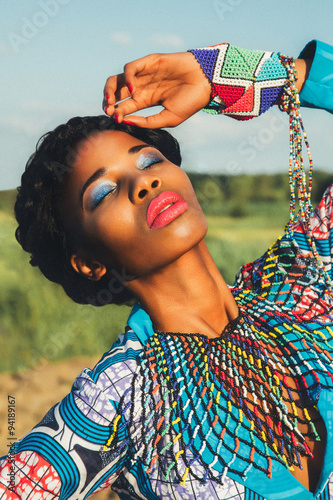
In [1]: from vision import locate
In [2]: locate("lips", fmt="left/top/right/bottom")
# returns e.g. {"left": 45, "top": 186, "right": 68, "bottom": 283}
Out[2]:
{"left": 147, "top": 191, "right": 188, "bottom": 229}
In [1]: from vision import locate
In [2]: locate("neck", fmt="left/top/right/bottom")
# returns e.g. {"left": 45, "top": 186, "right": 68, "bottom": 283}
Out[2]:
{"left": 126, "top": 240, "right": 238, "bottom": 338}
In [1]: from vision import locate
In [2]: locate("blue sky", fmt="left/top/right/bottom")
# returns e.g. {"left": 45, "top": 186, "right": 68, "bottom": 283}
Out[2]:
{"left": 1, "top": 0, "right": 332, "bottom": 190}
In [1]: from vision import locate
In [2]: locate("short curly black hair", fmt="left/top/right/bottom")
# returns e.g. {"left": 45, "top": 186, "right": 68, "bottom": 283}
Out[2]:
{"left": 15, "top": 116, "right": 182, "bottom": 306}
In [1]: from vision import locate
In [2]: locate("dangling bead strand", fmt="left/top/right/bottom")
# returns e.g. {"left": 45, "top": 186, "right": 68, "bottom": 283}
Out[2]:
{"left": 278, "top": 54, "right": 332, "bottom": 294}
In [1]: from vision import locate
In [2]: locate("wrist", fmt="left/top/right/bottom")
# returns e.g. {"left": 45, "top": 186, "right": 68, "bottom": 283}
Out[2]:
{"left": 295, "top": 58, "right": 311, "bottom": 93}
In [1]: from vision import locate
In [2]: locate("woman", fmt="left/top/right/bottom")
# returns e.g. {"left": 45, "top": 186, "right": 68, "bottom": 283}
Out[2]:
{"left": 1, "top": 40, "right": 333, "bottom": 500}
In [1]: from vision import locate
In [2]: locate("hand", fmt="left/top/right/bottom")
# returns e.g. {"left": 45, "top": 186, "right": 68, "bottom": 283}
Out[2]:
{"left": 103, "top": 52, "right": 211, "bottom": 128}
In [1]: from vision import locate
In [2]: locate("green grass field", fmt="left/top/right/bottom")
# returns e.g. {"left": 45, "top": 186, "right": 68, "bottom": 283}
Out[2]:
{"left": 1, "top": 172, "right": 332, "bottom": 373}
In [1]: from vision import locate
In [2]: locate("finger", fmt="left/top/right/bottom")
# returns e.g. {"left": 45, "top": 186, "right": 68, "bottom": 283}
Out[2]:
{"left": 104, "top": 75, "right": 121, "bottom": 104}
{"left": 123, "top": 54, "right": 159, "bottom": 94}
{"left": 122, "top": 109, "right": 184, "bottom": 129}
{"left": 104, "top": 103, "right": 115, "bottom": 116}
{"left": 112, "top": 96, "right": 145, "bottom": 119}
{"left": 104, "top": 74, "right": 130, "bottom": 104}
{"left": 104, "top": 74, "right": 131, "bottom": 115}
{"left": 114, "top": 86, "right": 131, "bottom": 103}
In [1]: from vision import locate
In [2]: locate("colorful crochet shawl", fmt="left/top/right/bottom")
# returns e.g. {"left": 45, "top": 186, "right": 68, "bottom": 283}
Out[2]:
{"left": 105, "top": 230, "right": 333, "bottom": 486}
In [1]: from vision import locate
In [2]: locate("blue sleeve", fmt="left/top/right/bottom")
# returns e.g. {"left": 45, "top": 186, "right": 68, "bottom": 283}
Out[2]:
{"left": 0, "top": 367, "right": 128, "bottom": 499}
{"left": 299, "top": 40, "right": 333, "bottom": 113}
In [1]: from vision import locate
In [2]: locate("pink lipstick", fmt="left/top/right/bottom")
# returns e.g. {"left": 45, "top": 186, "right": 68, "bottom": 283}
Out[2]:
{"left": 147, "top": 192, "right": 187, "bottom": 229}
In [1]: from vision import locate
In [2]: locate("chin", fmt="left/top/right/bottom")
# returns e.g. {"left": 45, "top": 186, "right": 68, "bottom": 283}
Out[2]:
{"left": 178, "top": 209, "right": 207, "bottom": 237}
{"left": 173, "top": 221, "right": 207, "bottom": 241}
{"left": 171, "top": 219, "right": 208, "bottom": 255}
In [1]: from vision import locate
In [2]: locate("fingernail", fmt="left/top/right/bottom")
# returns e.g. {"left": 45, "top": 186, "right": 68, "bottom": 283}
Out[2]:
{"left": 104, "top": 105, "right": 109, "bottom": 114}
{"left": 128, "top": 84, "right": 133, "bottom": 94}
{"left": 122, "top": 119, "right": 136, "bottom": 126}
{"left": 105, "top": 93, "right": 110, "bottom": 101}
{"left": 113, "top": 114, "right": 120, "bottom": 123}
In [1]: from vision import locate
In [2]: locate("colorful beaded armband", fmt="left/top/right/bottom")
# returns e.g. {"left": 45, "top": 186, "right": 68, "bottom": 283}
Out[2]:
{"left": 188, "top": 43, "right": 288, "bottom": 120}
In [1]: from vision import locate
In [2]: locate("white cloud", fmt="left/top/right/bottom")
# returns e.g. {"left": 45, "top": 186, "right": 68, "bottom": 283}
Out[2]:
{"left": 0, "top": 101, "right": 84, "bottom": 138}
{"left": 21, "top": 99, "right": 83, "bottom": 115}
{"left": 0, "top": 115, "right": 51, "bottom": 137}
{"left": 149, "top": 34, "right": 184, "bottom": 49}
{"left": 0, "top": 42, "right": 11, "bottom": 55}
{"left": 110, "top": 32, "right": 132, "bottom": 45}
{"left": 175, "top": 112, "right": 241, "bottom": 148}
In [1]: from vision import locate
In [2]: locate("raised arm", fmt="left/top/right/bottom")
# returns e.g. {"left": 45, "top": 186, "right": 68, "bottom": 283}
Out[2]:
{"left": 103, "top": 42, "right": 311, "bottom": 129}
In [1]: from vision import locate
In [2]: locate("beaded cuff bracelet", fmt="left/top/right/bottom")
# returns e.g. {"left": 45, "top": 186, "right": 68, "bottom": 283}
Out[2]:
{"left": 188, "top": 43, "right": 287, "bottom": 120}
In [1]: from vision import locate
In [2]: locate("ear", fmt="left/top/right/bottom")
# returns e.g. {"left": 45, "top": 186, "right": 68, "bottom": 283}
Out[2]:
{"left": 70, "top": 254, "right": 107, "bottom": 281}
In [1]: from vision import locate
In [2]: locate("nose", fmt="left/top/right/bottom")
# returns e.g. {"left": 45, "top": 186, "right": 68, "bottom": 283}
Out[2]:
{"left": 131, "top": 174, "right": 161, "bottom": 203}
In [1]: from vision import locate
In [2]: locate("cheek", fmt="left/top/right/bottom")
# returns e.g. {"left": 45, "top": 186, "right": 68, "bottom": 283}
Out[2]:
{"left": 87, "top": 216, "right": 138, "bottom": 266}
{"left": 84, "top": 211, "right": 158, "bottom": 277}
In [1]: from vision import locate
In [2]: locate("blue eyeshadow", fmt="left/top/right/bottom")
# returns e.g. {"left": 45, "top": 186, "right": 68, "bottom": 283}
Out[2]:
{"left": 137, "top": 152, "right": 162, "bottom": 170}
{"left": 88, "top": 181, "right": 116, "bottom": 209}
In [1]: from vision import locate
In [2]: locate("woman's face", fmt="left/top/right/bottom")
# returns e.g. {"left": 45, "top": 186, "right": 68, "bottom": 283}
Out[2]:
{"left": 64, "top": 130, "right": 208, "bottom": 280}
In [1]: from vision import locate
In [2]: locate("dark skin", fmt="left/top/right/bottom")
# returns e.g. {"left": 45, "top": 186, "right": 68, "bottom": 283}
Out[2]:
{"left": 65, "top": 130, "right": 239, "bottom": 337}
{"left": 67, "top": 51, "right": 322, "bottom": 491}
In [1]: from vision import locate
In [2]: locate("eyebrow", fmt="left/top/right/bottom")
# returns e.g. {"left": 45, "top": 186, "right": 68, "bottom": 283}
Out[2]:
{"left": 128, "top": 144, "right": 150, "bottom": 155}
{"left": 79, "top": 144, "right": 151, "bottom": 206}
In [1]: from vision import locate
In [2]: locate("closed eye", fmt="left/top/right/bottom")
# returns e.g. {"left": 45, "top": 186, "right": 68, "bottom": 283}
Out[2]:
{"left": 136, "top": 152, "right": 163, "bottom": 170}
{"left": 86, "top": 181, "right": 117, "bottom": 210}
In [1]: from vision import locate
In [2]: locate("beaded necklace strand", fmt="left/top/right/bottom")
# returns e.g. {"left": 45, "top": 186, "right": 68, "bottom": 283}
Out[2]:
{"left": 109, "top": 270, "right": 333, "bottom": 486}
{"left": 278, "top": 54, "right": 333, "bottom": 293}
